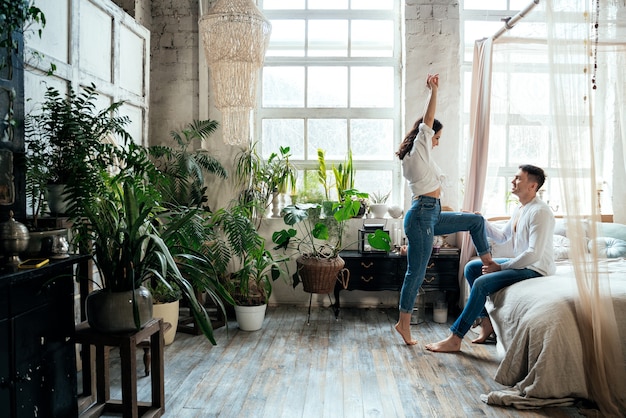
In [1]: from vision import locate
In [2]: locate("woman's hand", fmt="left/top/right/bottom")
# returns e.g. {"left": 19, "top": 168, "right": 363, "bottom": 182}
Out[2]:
{"left": 427, "top": 73, "right": 439, "bottom": 90}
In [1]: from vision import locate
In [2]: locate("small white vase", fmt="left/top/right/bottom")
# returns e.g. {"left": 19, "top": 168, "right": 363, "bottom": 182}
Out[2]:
{"left": 234, "top": 304, "right": 267, "bottom": 331}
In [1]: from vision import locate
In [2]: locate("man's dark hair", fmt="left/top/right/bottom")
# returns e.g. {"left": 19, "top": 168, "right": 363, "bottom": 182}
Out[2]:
{"left": 519, "top": 164, "right": 546, "bottom": 190}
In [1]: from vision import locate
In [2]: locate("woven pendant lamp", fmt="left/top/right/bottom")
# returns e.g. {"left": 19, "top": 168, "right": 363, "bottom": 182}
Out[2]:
{"left": 199, "top": 0, "right": 271, "bottom": 145}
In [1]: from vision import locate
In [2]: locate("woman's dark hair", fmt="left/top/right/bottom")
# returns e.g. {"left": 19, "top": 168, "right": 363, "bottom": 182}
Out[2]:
{"left": 519, "top": 164, "right": 546, "bottom": 190}
{"left": 396, "top": 117, "right": 443, "bottom": 160}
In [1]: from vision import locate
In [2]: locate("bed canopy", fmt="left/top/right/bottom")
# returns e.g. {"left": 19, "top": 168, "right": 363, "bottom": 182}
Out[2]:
{"left": 461, "top": 0, "right": 626, "bottom": 414}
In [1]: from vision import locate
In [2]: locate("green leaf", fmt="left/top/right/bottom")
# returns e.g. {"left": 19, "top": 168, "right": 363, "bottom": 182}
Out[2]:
{"left": 311, "top": 222, "right": 329, "bottom": 240}
{"left": 367, "top": 229, "right": 391, "bottom": 252}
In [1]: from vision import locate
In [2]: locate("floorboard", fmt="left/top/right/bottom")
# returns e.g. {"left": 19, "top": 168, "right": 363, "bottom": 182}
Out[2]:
{"left": 94, "top": 305, "right": 586, "bottom": 418}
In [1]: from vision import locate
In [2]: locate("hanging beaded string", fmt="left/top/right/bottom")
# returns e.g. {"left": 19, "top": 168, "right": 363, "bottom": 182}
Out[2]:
{"left": 591, "top": 0, "right": 600, "bottom": 90}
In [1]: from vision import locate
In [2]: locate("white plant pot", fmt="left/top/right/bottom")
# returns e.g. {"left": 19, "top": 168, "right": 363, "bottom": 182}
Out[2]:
{"left": 234, "top": 304, "right": 267, "bottom": 331}
{"left": 369, "top": 204, "right": 388, "bottom": 218}
{"left": 152, "top": 300, "right": 180, "bottom": 345}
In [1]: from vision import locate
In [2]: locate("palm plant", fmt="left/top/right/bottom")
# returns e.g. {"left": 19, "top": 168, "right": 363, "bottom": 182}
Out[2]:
{"left": 211, "top": 202, "right": 287, "bottom": 306}
{"left": 148, "top": 119, "right": 227, "bottom": 210}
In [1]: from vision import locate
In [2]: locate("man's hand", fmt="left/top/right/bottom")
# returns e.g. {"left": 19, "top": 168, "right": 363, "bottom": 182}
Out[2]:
{"left": 482, "top": 262, "right": 502, "bottom": 274}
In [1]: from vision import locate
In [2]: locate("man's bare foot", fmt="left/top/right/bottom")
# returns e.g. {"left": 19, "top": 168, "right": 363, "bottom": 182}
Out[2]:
{"left": 471, "top": 316, "right": 494, "bottom": 343}
{"left": 394, "top": 323, "right": 417, "bottom": 345}
{"left": 425, "top": 334, "right": 462, "bottom": 352}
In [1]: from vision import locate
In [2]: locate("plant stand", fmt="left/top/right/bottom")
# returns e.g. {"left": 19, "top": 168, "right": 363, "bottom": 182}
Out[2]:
{"left": 306, "top": 293, "right": 335, "bottom": 325}
{"left": 74, "top": 318, "right": 165, "bottom": 418}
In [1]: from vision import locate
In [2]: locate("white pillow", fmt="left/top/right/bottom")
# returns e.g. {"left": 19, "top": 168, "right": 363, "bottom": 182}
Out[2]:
{"left": 588, "top": 237, "right": 626, "bottom": 258}
{"left": 553, "top": 235, "right": 570, "bottom": 260}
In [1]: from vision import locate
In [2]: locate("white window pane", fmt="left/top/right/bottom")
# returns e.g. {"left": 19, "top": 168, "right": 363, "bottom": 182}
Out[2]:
{"left": 507, "top": 126, "right": 549, "bottom": 166}
{"left": 350, "top": 119, "right": 394, "bottom": 160}
{"left": 308, "top": 20, "right": 348, "bottom": 57}
{"left": 464, "top": 20, "right": 503, "bottom": 43}
{"left": 464, "top": 21, "right": 502, "bottom": 61}
{"left": 262, "top": 119, "right": 304, "bottom": 159}
{"left": 509, "top": 72, "right": 549, "bottom": 115}
{"left": 308, "top": 0, "right": 347, "bottom": 9}
{"left": 263, "top": 67, "right": 305, "bottom": 107}
{"left": 463, "top": 71, "right": 472, "bottom": 114}
{"left": 463, "top": 0, "right": 506, "bottom": 10}
{"left": 510, "top": 0, "right": 531, "bottom": 10}
{"left": 266, "top": 20, "right": 305, "bottom": 57}
{"left": 307, "top": 119, "right": 347, "bottom": 160}
{"left": 351, "top": 67, "right": 394, "bottom": 107}
{"left": 262, "top": 0, "right": 304, "bottom": 9}
{"left": 308, "top": 67, "right": 347, "bottom": 107}
{"left": 351, "top": 20, "right": 394, "bottom": 57}
{"left": 355, "top": 171, "right": 393, "bottom": 200}
{"left": 351, "top": 0, "right": 393, "bottom": 10}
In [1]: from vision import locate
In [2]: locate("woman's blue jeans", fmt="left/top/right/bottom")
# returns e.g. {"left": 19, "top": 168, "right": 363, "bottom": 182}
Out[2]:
{"left": 399, "top": 196, "right": 491, "bottom": 313}
{"left": 449, "top": 258, "right": 541, "bottom": 338}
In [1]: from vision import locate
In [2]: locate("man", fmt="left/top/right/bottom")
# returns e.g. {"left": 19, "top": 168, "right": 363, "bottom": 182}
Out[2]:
{"left": 425, "top": 164, "right": 555, "bottom": 352}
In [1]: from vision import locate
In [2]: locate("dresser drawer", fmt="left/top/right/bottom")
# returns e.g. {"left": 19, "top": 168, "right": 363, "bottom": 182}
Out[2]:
{"left": 423, "top": 258, "right": 459, "bottom": 290}
{"left": 343, "top": 257, "right": 401, "bottom": 291}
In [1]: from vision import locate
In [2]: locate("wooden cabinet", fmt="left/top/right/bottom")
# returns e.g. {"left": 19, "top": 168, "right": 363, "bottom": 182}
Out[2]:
{"left": 0, "top": 255, "right": 88, "bottom": 418}
{"left": 334, "top": 250, "right": 460, "bottom": 317}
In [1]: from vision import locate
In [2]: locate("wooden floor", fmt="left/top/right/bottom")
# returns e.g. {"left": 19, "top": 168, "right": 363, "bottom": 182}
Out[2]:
{"left": 97, "top": 305, "right": 587, "bottom": 418}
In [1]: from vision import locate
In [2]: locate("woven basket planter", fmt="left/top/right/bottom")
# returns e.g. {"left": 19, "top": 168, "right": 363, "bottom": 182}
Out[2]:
{"left": 296, "top": 255, "right": 349, "bottom": 294}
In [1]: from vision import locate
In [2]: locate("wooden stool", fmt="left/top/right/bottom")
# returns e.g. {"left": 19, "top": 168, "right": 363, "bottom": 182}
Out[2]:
{"left": 75, "top": 318, "right": 165, "bottom": 418}
{"left": 137, "top": 322, "right": 171, "bottom": 377}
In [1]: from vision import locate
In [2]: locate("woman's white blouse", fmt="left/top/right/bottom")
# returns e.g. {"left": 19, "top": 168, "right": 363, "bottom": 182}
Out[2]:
{"left": 401, "top": 123, "right": 444, "bottom": 198}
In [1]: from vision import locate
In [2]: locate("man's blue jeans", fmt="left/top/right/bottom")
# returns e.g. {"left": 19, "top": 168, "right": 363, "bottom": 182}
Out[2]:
{"left": 449, "top": 258, "right": 542, "bottom": 338}
{"left": 398, "top": 196, "right": 492, "bottom": 313}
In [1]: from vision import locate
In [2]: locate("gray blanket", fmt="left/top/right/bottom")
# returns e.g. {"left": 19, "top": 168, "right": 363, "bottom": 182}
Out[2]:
{"left": 483, "top": 259, "right": 626, "bottom": 409}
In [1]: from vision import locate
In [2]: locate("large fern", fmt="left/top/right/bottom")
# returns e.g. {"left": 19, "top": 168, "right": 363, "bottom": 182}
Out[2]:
{"left": 148, "top": 119, "right": 227, "bottom": 209}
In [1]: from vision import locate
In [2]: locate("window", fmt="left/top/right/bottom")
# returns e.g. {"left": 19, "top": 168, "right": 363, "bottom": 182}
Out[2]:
{"left": 461, "top": 1, "right": 569, "bottom": 216}
{"left": 257, "top": 0, "right": 402, "bottom": 203}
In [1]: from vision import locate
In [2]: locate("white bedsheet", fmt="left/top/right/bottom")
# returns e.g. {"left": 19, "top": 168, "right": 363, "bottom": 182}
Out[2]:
{"left": 482, "top": 258, "right": 626, "bottom": 409}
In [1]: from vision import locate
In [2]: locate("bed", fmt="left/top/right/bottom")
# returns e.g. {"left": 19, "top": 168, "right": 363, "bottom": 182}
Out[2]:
{"left": 480, "top": 220, "right": 626, "bottom": 409}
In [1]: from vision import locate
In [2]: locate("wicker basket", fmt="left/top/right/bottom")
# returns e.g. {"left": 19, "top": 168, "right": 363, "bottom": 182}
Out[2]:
{"left": 296, "top": 255, "right": 348, "bottom": 294}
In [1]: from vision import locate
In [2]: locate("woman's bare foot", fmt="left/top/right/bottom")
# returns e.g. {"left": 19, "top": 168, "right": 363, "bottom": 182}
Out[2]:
{"left": 395, "top": 311, "right": 417, "bottom": 345}
{"left": 395, "top": 323, "right": 417, "bottom": 345}
{"left": 471, "top": 316, "right": 494, "bottom": 343}
{"left": 425, "top": 334, "right": 462, "bottom": 352}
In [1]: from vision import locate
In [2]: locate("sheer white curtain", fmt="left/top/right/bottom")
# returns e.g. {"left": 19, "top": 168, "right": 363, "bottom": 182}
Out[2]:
{"left": 464, "top": 0, "right": 626, "bottom": 414}
{"left": 545, "top": 1, "right": 626, "bottom": 414}
{"left": 458, "top": 37, "right": 493, "bottom": 302}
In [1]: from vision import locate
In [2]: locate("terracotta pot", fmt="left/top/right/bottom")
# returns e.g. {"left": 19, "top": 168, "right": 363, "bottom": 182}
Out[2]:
{"left": 85, "top": 286, "right": 153, "bottom": 333}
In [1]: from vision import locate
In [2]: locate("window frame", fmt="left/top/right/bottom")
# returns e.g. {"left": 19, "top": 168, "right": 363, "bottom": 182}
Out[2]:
{"left": 255, "top": 2, "right": 404, "bottom": 205}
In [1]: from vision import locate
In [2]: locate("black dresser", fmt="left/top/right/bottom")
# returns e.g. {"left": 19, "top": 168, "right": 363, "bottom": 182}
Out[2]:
{"left": 333, "top": 250, "right": 460, "bottom": 317}
{"left": 0, "top": 255, "right": 88, "bottom": 418}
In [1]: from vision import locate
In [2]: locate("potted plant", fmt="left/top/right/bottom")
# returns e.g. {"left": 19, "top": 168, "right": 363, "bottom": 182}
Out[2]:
{"left": 272, "top": 191, "right": 391, "bottom": 294}
{"left": 150, "top": 204, "right": 235, "bottom": 337}
{"left": 148, "top": 119, "right": 227, "bottom": 210}
{"left": 369, "top": 190, "right": 390, "bottom": 218}
{"left": 69, "top": 142, "right": 221, "bottom": 343}
{"left": 212, "top": 203, "right": 287, "bottom": 331}
{"left": 234, "top": 144, "right": 297, "bottom": 220}
{"left": 147, "top": 281, "right": 182, "bottom": 345}
{"left": 25, "top": 83, "right": 132, "bottom": 215}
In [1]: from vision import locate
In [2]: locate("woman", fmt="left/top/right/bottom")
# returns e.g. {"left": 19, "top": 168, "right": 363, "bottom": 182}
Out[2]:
{"left": 395, "top": 73, "right": 495, "bottom": 345}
